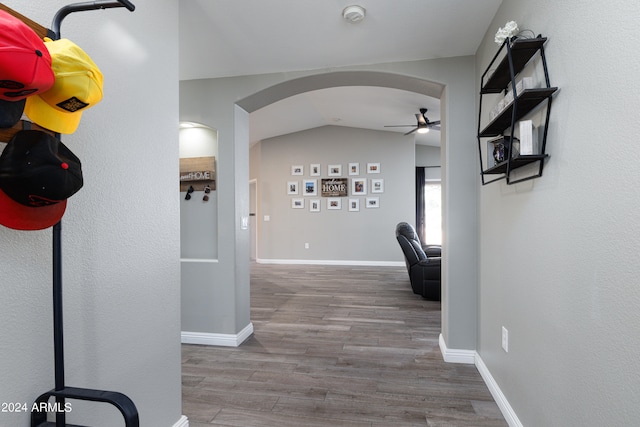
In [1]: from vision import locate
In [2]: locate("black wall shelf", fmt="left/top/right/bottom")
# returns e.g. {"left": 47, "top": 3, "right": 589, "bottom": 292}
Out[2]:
{"left": 477, "top": 35, "right": 557, "bottom": 185}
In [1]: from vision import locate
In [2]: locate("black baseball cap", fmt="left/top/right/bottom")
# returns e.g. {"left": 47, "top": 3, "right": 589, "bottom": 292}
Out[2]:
{"left": 0, "top": 130, "right": 83, "bottom": 230}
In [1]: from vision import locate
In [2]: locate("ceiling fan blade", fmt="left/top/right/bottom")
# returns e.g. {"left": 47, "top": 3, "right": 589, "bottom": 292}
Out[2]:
{"left": 404, "top": 128, "right": 418, "bottom": 135}
{"left": 415, "top": 113, "right": 426, "bottom": 125}
{"left": 430, "top": 125, "right": 441, "bottom": 131}
{"left": 427, "top": 120, "right": 441, "bottom": 127}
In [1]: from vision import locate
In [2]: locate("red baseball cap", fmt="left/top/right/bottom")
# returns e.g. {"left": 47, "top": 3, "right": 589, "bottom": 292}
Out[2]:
{"left": 0, "top": 10, "right": 55, "bottom": 102}
{"left": 0, "top": 130, "right": 83, "bottom": 230}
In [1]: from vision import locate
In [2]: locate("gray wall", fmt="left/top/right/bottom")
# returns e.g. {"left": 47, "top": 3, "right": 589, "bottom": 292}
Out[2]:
{"left": 252, "top": 125, "right": 414, "bottom": 263}
{"left": 180, "top": 55, "right": 478, "bottom": 352}
{"left": 416, "top": 145, "right": 441, "bottom": 180}
{"left": 0, "top": 1, "right": 182, "bottom": 426}
{"left": 476, "top": 0, "right": 640, "bottom": 425}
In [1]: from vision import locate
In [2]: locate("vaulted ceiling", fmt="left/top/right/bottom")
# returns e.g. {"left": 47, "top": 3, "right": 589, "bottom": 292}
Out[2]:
{"left": 179, "top": 0, "right": 503, "bottom": 145}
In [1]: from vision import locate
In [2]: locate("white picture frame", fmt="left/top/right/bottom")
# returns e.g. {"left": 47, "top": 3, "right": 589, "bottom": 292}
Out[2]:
{"left": 351, "top": 178, "right": 367, "bottom": 195}
{"left": 310, "top": 164, "right": 321, "bottom": 176}
{"left": 367, "top": 162, "right": 381, "bottom": 174}
{"left": 328, "top": 164, "right": 342, "bottom": 177}
{"left": 366, "top": 197, "right": 380, "bottom": 208}
{"left": 303, "top": 179, "right": 317, "bottom": 196}
{"left": 309, "top": 199, "right": 321, "bottom": 212}
{"left": 348, "top": 162, "right": 359, "bottom": 176}
{"left": 327, "top": 197, "right": 342, "bottom": 210}
{"left": 292, "top": 198, "right": 304, "bottom": 209}
{"left": 371, "top": 178, "right": 384, "bottom": 193}
{"left": 291, "top": 165, "right": 304, "bottom": 175}
{"left": 348, "top": 198, "right": 360, "bottom": 212}
{"left": 287, "top": 181, "right": 299, "bottom": 195}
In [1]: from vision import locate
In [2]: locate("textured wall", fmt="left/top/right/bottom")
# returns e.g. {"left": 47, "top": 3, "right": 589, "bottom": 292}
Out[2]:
{"left": 0, "top": 1, "right": 182, "bottom": 426}
{"left": 476, "top": 0, "right": 640, "bottom": 425}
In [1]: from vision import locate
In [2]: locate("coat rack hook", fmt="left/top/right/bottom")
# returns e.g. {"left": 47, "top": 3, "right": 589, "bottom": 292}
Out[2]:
{"left": 51, "top": 0, "right": 135, "bottom": 38}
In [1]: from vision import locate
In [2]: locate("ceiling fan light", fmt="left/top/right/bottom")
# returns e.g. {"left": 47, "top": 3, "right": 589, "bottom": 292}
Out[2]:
{"left": 343, "top": 5, "right": 366, "bottom": 23}
{"left": 417, "top": 127, "right": 429, "bottom": 134}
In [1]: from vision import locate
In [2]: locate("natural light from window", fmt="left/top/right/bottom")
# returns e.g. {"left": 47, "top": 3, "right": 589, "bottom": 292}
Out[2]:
{"left": 423, "top": 180, "right": 442, "bottom": 245}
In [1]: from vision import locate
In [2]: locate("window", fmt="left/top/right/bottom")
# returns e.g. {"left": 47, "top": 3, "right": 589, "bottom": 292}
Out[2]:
{"left": 423, "top": 180, "right": 441, "bottom": 245}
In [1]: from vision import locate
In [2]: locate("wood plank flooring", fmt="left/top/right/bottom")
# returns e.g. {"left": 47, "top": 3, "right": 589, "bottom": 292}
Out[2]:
{"left": 182, "top": 263, "right": 507, "bottom": 427}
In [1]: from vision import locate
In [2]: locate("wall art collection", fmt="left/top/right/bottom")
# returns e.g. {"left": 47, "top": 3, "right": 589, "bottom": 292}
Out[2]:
{"left": 287, "top": 162, "right": 383, "bottom": 212}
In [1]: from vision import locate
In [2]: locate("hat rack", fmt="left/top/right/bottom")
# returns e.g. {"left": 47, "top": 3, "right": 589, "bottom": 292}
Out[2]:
{"left": 0, "top": 2, "right": 139, "bottom": 427}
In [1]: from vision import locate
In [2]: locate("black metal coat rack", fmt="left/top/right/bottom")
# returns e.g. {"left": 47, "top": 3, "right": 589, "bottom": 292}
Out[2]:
{"left": 1, "top": 2, "right": 138, "bottom": 426}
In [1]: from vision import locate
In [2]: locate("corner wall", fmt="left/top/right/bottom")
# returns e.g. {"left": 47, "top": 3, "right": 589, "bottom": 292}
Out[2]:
{"left": 0, "top": 1, "right": 183, "bottom": 426}
{"left": 475, "top": 1, "right": 640, "bottom": 425}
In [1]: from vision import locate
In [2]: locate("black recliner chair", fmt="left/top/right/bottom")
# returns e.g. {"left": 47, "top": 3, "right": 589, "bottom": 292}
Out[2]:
{"left": 395, "top": 222, "right": 441, "bottom": 301}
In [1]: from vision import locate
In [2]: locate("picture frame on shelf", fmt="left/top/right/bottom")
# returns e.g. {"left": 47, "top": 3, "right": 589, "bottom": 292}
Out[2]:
{"left": 292, "top": 198, "right": 304, "bottom": 209}
{"left": 367, "top": 162, "right": 380, "bottom": 174}
{"left": 310, "top": 163, "right": 321, "bottom": 176}
{"left": 303, "top": 179, "right": 317, "bottom": 196}
{"left": 348, "top": 162, "right": 359, "bottom": 175}
{"left": 371, "top": 178, "right": 384, "bottom": 193}
{"left": 351, "top": 178, "right": 367, "bottom": 195}
{"left": 348, "top": 198, "right": 360, "bottom": 212}
{"left": 328, "top": 164, "right": 342, "bottom": 176}
{"left": 309, "top": 199, "right": 320, "bottom": 212}
{"left": 327, "top": 197, "right": 342, "bottom": 210}
{"left": 291, "top": 165, "right": 304, "bottom": 176}
{"left": 366, "top": 197, "right": 380, "bottom": 208}
{"left": 287, "top": 181, "right": 299, "bottom": 195}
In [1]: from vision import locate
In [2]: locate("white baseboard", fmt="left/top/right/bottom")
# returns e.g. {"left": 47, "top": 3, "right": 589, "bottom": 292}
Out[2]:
{"left": 172, "top": 415, "right": 189, "bottom": 427}
{"left": 475, "top": 355, "right": 523, "bottom": 427}
{"left": 182, "top": 323, "right": 254, "bottom": 347}
{"left": 438, "top": 333, "right": 522, "bottom": 427}
{"left": 256, "top": 258, "right": 404, "bottom": 267}
{"left": 438, "top": 333, "right": 476, "bottom": 364}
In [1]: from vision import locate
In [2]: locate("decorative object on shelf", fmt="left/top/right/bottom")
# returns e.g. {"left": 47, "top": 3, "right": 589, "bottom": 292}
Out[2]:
{"left": 494, "top": 20, "right": 519, "bottom": 44}
{"left": 487, "top": 136, "right": 519, "bottom": 167}
{"left": 518, "top": 120, "right": 538, "bottom": 155}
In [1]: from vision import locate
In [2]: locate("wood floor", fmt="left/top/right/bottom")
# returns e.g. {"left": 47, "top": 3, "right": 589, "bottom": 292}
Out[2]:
{"left": 182, "top": 263, "right": 507, "bottom": 427}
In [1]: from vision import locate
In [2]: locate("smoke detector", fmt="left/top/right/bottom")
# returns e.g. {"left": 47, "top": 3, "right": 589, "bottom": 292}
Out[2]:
{"left": 343, "top": 5, "right": 366, "bottom": 23}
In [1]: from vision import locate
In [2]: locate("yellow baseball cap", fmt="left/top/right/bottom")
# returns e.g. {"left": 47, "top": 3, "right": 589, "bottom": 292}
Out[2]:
{"left": 25, "top": 38, "right": 103, "bottom": 134}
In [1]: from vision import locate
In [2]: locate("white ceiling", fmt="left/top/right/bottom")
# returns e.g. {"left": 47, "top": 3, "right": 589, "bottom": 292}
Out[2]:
{"left": 179, "top": 0, "right": 503, "bottom": 145}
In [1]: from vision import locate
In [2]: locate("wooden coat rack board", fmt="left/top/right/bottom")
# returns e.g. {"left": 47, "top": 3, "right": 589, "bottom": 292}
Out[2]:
{"left": 0, "top": 2, "right": 140, "bottom": 427}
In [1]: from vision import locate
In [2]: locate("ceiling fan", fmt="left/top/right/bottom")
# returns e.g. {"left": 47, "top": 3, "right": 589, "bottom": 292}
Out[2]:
{"left": 384, "top": 108, "right": 441, "bottom": 135}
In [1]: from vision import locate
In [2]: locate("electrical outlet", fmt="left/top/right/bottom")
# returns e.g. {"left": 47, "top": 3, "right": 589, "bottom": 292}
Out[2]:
{"left": 502, "top": 326, "right": 509, "bottom": 353}
{"left": 304, "top": 243, "right": 309, "bottom": 249}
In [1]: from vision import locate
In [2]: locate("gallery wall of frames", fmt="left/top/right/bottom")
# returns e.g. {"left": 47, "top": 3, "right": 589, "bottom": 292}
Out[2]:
{"left": 287, "top": 161, "right": 385, "bottom": 212}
